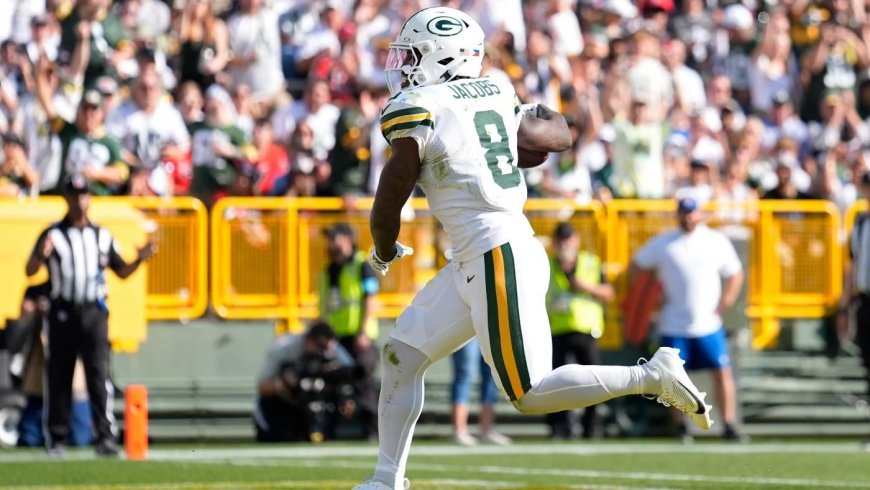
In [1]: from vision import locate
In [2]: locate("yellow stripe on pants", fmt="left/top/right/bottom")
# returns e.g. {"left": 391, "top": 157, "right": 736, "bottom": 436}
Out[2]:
{"left": 492, "top": 246, "right": 524, "bottom": 399}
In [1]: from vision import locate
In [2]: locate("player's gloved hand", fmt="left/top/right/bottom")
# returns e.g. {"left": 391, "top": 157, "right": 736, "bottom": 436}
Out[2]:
{"left": 369, "top": 241, "right": 414, "bottom": 276}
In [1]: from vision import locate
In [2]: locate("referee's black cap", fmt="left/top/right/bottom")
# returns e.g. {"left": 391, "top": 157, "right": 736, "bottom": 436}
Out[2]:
{"left": 62, "top": 174, "right": 90, "bottom": 195}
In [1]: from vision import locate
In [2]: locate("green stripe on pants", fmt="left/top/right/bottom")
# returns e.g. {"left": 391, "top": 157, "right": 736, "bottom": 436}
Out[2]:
{"left": 502, "top": 243, "right": 531, "bottom": 395}
{"left": 484, "top": 250, "right": 515, "bottom": 401}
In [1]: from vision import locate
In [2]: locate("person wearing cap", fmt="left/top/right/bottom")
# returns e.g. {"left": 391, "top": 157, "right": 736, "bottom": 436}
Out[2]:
{"left": 34, "top": 49, "right": 130, "bottom": 195}
{"left": 631, "top": 197, "right": 746, "bottom": 442}
{"left": 254, "top": 320, "right": 358, "bottom": 442}
{"left": 842, "top": 172, "right": 870, "bottom": 409}
{"left": 546, "top": 222, "right": 613, "bottom": 439}
{"left": 0, "top": 132, "right": 39, "bottom": 196}
{"left": 188, "top": 84, "right": 254, "bottom": 206}
{"left": 25, "top": 174, "right": 156, "bottom": 456}
{"left": 318, "top": 223, "right": 380, "bottom": 440}
{"left": 763, "top": 90, "right": 809, "bottom": 151}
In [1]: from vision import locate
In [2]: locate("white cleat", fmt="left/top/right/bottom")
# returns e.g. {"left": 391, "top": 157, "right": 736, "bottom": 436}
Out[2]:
{"left": 640, "top": 347, "right": 714, "bottom": 430}
{"left": 352, "top": 478, "right": 410, "bottom": 490}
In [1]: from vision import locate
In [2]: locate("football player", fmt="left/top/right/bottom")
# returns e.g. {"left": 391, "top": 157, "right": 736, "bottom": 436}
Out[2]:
{"left": 355, "top": 7, "right": 713, "bottom": 489}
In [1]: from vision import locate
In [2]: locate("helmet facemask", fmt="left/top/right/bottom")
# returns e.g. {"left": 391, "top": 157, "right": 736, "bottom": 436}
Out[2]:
{"left": 385, "top": 40, "right": 474, "bottom": 94}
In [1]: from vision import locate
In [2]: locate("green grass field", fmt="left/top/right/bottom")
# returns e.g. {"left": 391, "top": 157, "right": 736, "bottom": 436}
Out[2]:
{"left": 1, "top": 440, "right": 869, "bottom": 490}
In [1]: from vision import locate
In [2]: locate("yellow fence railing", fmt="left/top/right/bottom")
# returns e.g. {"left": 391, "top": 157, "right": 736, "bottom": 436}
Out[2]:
{"left": 2, "top": 197, "right": 866, "bottom": 351}
{"left": 128, "top": 197, "right": 209, "bottom": 321}
{"left": 207, "top": 198, "right": 862, "bottom": 350}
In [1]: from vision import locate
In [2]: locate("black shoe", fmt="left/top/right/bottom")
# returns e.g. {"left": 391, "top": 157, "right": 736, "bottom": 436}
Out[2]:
{"left": 95, "top": 438, "right": 120, "bottom": 457}
{"left": 722, "top": 425, "right": 750, "bottom": 443}
{"left": 47, "top": 443, "right": 66, "bottom": 458}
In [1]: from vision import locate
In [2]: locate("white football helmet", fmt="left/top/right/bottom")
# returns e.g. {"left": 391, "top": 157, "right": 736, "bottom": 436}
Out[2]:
{"left": 385, "top": 7, "right": 485, "bottom": 94}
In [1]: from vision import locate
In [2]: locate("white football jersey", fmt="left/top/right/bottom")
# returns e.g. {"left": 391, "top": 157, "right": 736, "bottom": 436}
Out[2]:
{"left": 380, "top": 76, "right": 533, "bottom": 262}
{"left": 106, "top": 100, "right": 190, "bottom": 170}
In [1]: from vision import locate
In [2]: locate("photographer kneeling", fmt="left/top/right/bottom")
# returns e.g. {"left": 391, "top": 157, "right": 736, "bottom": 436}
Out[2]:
{"left": 254, "top": 321, "right": 358, "bottom": 442}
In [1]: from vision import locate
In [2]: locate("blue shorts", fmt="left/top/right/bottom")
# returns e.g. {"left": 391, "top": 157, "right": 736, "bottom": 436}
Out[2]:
{"left": 659, "top": 328, "right": 730, "bottom": 371}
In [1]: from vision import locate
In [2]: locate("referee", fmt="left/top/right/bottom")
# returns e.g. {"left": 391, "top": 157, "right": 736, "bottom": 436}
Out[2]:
{"left": 25, "top": 175, "right": 156, "bottom": 456}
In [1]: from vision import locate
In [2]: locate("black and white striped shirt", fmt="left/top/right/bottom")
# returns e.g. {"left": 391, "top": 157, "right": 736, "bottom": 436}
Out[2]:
{"left": 851, "top": 213, "right": 870, "bottom": 294}
{"left": 36, "top": 218, "right": 125, "bottom": 304}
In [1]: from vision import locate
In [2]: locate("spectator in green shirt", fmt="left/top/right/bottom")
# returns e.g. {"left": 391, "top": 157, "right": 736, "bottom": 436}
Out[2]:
{"left": 35, "top": 57, "right": 129, "bottom": 196}
{"left": 189, "top": 85, "right": 255, "bottom": 207}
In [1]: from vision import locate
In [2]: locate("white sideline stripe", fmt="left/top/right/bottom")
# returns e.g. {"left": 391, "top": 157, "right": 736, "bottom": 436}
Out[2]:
{"left": 206, "top": 457, "right": 870, "bottom": 489}
{"left": 0, "top": 442, "right": 866, "bottom": 464}
{"left": 286, "top": 461, "right": 870, "bottom": 488}
{"left": 0, "top": 479, "right": 664, "bottom": 490}
{"left": 145, "top": 442, "right": 865, "bottom": 460}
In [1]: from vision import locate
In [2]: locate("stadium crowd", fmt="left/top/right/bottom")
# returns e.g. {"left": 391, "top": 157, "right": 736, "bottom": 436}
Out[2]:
{"left": 0, "top": 0, "right": 868, "bottom": 211}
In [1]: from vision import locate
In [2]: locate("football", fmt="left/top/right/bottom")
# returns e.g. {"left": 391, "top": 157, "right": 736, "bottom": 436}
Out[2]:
{"left": 517, "top": 145, "right": 549, "bottom": 168}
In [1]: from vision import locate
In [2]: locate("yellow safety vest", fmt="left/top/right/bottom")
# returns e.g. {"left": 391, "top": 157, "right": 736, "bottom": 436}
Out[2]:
{"left": 547, "top": 251, "right": 604, "bottom": 338}
{"left": 318, "top": 252, "right": 378, "bottom": 339}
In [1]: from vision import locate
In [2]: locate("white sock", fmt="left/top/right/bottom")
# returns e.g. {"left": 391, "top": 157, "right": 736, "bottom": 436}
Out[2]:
{"left": 514, "top": 364, "right": 658, "bottom": 415}
{"left": 372, "top": 340, "right": 433, "bottom": 489}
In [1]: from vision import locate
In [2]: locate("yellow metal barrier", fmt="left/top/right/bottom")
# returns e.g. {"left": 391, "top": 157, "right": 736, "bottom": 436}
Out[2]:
{"left": 210, "top": 197, "right": 845, "bottom": 349}
{"left": 0, "top": 196, "right": 852, "bottom": 351}
{"left": 737, "top": 200, "right": 842, "bottom": 348}
{"left": 210, "top": 198, "right": 295, "bottom": 320}
{"left": 210, "top": 197, "right": 439, "bottom": 325}
{"left": 597, "top": 200, "right": 841, "bottom": 350}
{"left": 126, "top": 197, "right": 208, "bottom": 320}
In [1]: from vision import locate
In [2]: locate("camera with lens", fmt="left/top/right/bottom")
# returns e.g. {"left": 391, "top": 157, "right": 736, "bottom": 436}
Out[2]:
{"left": 281, "top": 352, "right": 355, "bottom": 442}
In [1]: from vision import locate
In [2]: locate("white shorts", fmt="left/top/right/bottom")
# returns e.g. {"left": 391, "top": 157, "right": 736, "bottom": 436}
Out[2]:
{"left": 390, "top": 234, "right": 553, "bottom": 402}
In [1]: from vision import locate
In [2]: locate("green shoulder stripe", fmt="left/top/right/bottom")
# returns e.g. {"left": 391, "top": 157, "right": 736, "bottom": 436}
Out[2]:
{"left": 380, "top": 106, "right": 430, "bottom": 126}
{"left": 383, "top": 118, "right": 434, "bottom": 138}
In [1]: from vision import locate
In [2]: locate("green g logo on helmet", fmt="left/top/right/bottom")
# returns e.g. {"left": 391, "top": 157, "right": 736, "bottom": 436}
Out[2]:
{"left": 426, "top": 16, "right": 464, "bottom": 36}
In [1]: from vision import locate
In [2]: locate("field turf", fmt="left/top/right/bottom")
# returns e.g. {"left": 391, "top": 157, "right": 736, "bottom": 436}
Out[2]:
{"left": 0, "top": 440, "right": 868, "bottom": 489}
